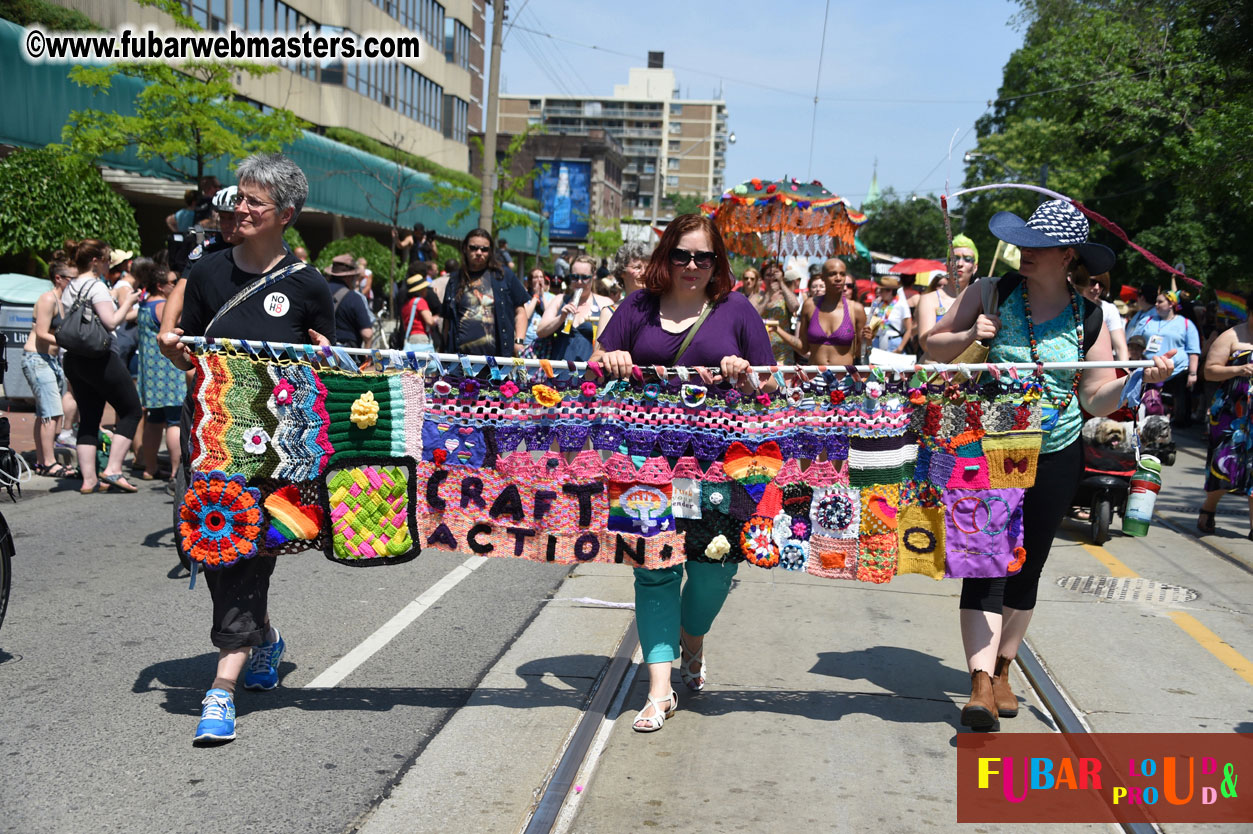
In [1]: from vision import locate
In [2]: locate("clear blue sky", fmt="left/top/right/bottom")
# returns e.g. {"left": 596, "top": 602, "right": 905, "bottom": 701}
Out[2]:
{"left": 489, "top": 0, "right": 1023, "bottom": 208}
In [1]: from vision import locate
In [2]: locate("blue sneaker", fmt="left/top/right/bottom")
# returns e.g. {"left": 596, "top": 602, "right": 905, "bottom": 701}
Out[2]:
{"left": 243, "top": 630, "right": 285, "bottom": 691}
{"left": 193, "top": 688, "right": 236, "bottom": 743}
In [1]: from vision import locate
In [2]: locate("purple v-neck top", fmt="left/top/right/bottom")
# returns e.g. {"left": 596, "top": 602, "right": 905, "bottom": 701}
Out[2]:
{"left": 598, "top": 290, "right": 774, "bottom": 367}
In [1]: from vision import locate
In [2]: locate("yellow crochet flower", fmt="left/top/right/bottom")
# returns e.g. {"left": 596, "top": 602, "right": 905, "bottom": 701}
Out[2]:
{"left": 350, "top": 390, "right": 380, "bottom": 429}
{"left": 532, "top": 384, "right": 562, "bottom": 408}
{"left": 705, "top": 534, "right": 731, "bottom": 561}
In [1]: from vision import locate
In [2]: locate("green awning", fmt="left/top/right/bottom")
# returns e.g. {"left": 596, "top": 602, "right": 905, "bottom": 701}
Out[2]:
{"left": 0, "top": 18, "right": 545, "bottom": 249}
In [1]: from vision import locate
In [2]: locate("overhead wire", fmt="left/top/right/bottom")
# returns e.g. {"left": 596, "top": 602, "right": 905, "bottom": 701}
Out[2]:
{"left": 523, "top": 7, "right": 592, "bottom": 95}
{"left": 806, "top": 0, "right": 831, "bottom": 180}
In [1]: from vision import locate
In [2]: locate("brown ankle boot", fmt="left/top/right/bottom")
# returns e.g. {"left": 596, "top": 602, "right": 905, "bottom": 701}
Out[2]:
{"left": 992, "top": 656, "right": 1019, "bottom": 718}
{"left": 961, "top": 670, "right": 997, "bottom": 731}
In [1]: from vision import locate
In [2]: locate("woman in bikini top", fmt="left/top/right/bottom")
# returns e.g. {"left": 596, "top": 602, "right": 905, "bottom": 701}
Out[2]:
{"left": 797, "top": 291, "right": 865, "bottom": 365}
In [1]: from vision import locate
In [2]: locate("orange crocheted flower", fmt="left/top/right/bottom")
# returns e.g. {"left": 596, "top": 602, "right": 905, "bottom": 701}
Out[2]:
{"left": 179, "top": 471, "right": 262, "bottom": 569}
{"left": 1007, "top": 546, "right": 1027, "bottom": 573}
{"left": 532, "top": 384, "right": 562, "bottom": 408}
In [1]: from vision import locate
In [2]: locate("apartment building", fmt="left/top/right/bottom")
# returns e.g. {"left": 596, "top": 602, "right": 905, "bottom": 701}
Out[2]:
{"left": 497, "top": 57, "right": 729, "bottom": 219}
{"left": 51, "top": 0, "right": 485, "bottom": 172}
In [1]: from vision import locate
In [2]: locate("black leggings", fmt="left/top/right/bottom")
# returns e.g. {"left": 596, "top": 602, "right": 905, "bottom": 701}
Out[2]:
{"left": 63, "top": 351, "right": 141, "bottom": 445}
{"left": 959, "top": 440, "right": 1083, "bottom": 613}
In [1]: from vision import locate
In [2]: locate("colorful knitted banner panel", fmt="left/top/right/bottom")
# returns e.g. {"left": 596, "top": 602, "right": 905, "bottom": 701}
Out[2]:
{"left": 180, "top": 348, "right": 1045, "bottom": 579}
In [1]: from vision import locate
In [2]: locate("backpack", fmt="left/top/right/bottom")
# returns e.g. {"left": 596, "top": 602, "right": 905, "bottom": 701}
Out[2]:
{"left": 53, "top": 279, "right": 113, "bottom": 358}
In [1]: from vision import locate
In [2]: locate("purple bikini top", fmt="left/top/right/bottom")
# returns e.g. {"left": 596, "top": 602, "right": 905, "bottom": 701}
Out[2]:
{"left": 807, "top": 295, "right": 855, "bottom": 348}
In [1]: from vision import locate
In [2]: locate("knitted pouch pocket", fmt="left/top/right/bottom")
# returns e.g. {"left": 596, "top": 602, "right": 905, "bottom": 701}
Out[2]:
{"left": 983, "top": 430, "right": 1043, "bottom": 489}
{"left": 942, "top": 487, "right": 1025, "bottom": 578}
{"left": 807, "top": 535, "right": 858, "bottom": 580}
{"left": 320, "top": 458, "right": 419, "bottom": 567}
{"left": 896, "top": 505, "right": 946, "bottom": 580}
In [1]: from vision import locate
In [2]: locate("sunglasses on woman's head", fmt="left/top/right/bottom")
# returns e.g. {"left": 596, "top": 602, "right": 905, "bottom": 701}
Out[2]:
{"left": 668, "top": 248, "right": 716, "bottom": 269}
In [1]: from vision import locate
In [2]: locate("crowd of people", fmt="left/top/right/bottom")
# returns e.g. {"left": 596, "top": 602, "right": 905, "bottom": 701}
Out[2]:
{"left": 12, "top": 151, "right": 1249, "bottom": 744}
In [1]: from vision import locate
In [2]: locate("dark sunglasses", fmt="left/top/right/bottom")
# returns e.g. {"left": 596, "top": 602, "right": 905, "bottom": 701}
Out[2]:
{"left": 568, "top": 273, "right": 591, "bottom": 281}
{"left": 466, "top": 244, "right": 491, "bottom": 253}
{"left": 668, "top": 248, "right": 716, "bottom": 269}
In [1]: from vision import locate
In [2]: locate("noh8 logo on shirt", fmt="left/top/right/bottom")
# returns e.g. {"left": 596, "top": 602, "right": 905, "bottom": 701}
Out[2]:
{"left": 263, "top": 292, "right": 290, "bottom": 317}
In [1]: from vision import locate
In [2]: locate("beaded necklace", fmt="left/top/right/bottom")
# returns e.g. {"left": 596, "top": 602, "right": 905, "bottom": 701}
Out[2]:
{"left": 1021, "top": 281, "right": 1084, "bottom": 414}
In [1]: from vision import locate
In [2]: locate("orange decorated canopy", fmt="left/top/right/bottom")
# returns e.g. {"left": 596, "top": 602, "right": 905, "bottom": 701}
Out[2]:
{"left": 706, "top": 178, "right": 867, "bottom": 259}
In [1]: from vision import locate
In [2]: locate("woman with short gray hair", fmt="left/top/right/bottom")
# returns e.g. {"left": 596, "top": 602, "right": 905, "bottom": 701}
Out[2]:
{"left": 612, "top": 241, "right": 652, "bottom": 296}
{"left": 233, "top": 152, "right": 307, "bottom": 228}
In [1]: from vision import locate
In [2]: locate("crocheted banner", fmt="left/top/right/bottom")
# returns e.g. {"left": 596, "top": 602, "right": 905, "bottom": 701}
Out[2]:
{"left": 181, "top": 348, "right": 1045, "bottom": 582}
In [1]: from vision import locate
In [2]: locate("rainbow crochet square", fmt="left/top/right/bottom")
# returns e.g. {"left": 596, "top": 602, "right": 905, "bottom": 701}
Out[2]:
{"left": 324, "top": 463, "right": 416, "bottom": 564}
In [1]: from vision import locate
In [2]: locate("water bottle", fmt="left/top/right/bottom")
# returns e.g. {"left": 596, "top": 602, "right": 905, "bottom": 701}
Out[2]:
{"left": 1122, "top": 455, "right": 1162, "bottom": 537}
{"left": 552, "top": 165, "right": 571, "bottom": 230}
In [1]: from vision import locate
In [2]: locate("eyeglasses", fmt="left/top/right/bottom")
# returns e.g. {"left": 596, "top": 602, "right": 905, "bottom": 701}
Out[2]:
{"left": 668, "top": 248, "right": 716, "bottom": 269}
{"left": 953, "top": 255, "right": 976, "bottom": 263}
{"left": 466, "top": 245, "right": 491, "bottom": 253}
{"left": 234, "top": 193, "right": 275, "bottom": 212}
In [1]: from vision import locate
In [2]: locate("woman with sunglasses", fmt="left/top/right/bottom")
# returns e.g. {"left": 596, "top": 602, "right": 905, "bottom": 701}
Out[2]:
{"left": 593, "top": 214, "right": 773, "bottom": 733}
{"left": 440, "top": 228, "right": 529, "bottom": 357}
{"left": 916, "top": 234, "right": 979, "bottom": 354}
{"left": 926, "top": 201, "right": 1174, "bottom": 730}
{"left": 750, "top": 260, "right": 802, "bottom": 363}
{"left": 535, "top": 255, "right": 614, "bottom": 362}
{"left": 1071, "top": 266, "right": 1129, "bottom": 361}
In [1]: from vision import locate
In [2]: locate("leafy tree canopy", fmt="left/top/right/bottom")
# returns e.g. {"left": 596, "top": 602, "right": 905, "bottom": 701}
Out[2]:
{"left": 0, "top": 146, "right": 140, "bottom": 263}
{"left": 856, "top": 188, "right": 950, "bottom": 261}
{"left": 61, "top": 0, "right": 305, "bottom": 184}
{"left": 962, "top": 0, "right": 1252, "bottom": 293}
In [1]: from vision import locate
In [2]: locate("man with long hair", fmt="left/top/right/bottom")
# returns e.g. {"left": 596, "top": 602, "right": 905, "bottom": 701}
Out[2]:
{"left": 439, "top": 228, "right": 529, "bottom": 356}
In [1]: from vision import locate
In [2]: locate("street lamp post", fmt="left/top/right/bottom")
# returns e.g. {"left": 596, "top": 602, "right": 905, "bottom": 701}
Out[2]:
{"left": 650, "top": 130, "right": 735, "bottom": 227}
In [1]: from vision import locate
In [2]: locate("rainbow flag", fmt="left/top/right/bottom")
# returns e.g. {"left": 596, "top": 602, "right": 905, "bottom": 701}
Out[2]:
{"left": 1214, "top": 289, "right": 1248, "bottom": 319}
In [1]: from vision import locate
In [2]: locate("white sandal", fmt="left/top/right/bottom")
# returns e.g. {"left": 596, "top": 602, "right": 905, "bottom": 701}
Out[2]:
{"left": 632, "top": 689, "right": 677, "bottom": 733}
{"left": 680, "top": 641, "right": 706, "bottom": 692}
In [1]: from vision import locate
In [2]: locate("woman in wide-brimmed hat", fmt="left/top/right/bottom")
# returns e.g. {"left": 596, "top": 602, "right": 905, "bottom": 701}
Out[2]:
{"left": 927, "top": 200, "right": 1175, "bottom": 731}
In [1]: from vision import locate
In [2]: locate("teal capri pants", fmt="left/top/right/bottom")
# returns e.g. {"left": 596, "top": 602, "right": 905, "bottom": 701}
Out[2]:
{"left": 633, "top": 561, "right": 739, "bottom": 664}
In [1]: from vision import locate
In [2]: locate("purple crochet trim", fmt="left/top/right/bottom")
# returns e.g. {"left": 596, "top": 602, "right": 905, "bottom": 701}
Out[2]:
{"left": 658, "top": 429, "right": 691, "bottom": 458}
{"left": 913, "top": 446, "right": 933, "bottom": 480}
{"left": 591, "top": 422, "right": 625, "bottom": 451}
{"left": 495, "top": 425, "right": 525, "bottom": 453}
{"left": 523, "top": 423, "right": 555, "bottom": 451}
{"left": 555, "top": 422, "right": 591, "bottom": 452}
{"left": 624, "top": 427, "right": 658, "bottom": 456}
{"left": 691, "top": 432, "right": 727, "bottom": 462}
{"left": 825, "top": 433, "right": 850, "bottom": 460}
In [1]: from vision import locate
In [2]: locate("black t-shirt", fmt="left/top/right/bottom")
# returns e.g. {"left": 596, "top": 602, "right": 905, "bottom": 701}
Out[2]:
{"left": 180, "top": 248, "right": 335, "bottom": 343}
{"left": 330, "top": 281, "right": 374, "bottom": 348}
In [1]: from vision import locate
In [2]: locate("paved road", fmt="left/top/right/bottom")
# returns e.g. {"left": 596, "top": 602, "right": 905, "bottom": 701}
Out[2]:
{"left": 0, "top": 477, "right": 570, "bottom": 834}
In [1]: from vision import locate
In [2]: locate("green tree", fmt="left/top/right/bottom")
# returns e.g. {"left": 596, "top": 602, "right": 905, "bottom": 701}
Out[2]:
{"left": 430, "top": 123, "right": 547, "bottom": 242}
{"left": 584, "top": 215, "right": 624, "bottom": 262}
{"left": 0, "top": 147, "right": 140, "bottom": 267}
{"left": 61, "top": 0, "right": 305, "bottom": 185}
{"left": 664, "top": 192, "right": 706, "bottom": 217}
{"left": 856, "top": 188, "right": 949, "bottom": 260}
{"left": 962, "top": 0, "right": 1252, "bottom": 291}
{"left": 313, "top": 235, "right": 400, "bottom": 294}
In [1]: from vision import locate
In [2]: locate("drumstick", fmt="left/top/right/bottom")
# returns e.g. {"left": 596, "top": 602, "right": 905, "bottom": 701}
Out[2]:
{"left": 563, "top": 287, "right": 583, "bottom": 334}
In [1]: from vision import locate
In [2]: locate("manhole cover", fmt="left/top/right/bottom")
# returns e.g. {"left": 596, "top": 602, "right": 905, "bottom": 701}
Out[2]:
{"left": 1056, "top": 575, "right": 1199, "bottom": 604}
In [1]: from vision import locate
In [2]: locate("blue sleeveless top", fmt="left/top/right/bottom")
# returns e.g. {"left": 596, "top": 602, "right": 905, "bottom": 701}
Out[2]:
{"left": 988, "top": 286, "right": 1082, "bottom": 454}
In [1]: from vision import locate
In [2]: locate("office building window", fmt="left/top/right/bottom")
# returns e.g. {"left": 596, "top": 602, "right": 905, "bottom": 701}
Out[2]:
{"left": 670, "top": 103, "right": 683, "bottom": 116}
{"left": 372, "top": 0, "right": 444, "bottom": 48}
{"left": 444, "top": 95, "right": 468, "bottom": 143}
{"left": 444, "top": 18, "right": 470, "bottom": 68}
{"left": 666, "top": 175, "right": 680, "bottom": 187}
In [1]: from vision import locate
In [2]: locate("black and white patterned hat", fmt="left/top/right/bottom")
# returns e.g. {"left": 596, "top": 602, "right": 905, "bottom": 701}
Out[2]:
{"left": 988, "top": 199, "right": 1115, "bottom": 274}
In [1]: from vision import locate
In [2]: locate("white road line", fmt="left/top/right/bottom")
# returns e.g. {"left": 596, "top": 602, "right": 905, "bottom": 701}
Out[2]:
{"left": 304, "top": 555, "right": 487, "bottom": 689}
